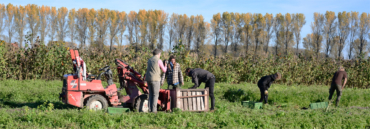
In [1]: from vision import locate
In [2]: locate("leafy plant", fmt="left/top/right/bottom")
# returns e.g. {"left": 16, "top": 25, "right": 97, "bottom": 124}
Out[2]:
{"left": 1, "top": 39, "right": 370, "bottom": 88}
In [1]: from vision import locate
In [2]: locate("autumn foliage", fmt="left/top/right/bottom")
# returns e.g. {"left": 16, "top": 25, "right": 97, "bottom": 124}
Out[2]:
{"left": 0, "top": 3, "right": 369, "bottom": 88}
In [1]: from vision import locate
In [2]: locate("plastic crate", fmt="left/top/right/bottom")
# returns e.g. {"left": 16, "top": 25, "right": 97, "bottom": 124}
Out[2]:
{"left": 310, "top": 102, "right": 328, "bottom": 109}
{"left": 107, "top": 107, "right": 130, "bottom": 114}
{"left": 241, "top": 101, "right": 263, "bottom": 109}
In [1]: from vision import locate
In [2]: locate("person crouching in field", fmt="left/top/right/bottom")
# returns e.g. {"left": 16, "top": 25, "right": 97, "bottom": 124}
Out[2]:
{"left": 160, "top": 55, "right": 184, "bottom": 89}
{"left": 185, "top": 68, "right": 215, "bottom": 111}
{"left": 257, "top": 72, "right": 281, "bottom": 104}
{"left": 329, "top": 66, "right": 347, "bottom": 107}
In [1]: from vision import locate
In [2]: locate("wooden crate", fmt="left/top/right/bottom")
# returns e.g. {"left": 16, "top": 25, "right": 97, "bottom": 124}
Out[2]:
{"left": 169, "top": 87, "right": 209, "bottom": 112}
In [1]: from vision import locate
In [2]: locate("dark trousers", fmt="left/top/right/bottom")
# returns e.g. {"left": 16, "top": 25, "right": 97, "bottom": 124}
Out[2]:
{"left": 329, "top": 83, "right": 342, "bottom": 106}
{"left": 258, "top": 86, "right": 268, "bottom": 103}
{"left": 205, "top": 77, "right": 215, "bottom": 110}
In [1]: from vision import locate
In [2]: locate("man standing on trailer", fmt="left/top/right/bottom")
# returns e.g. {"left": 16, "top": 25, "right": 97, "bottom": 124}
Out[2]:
{"left": 257, "top": 72, "right": 281, "bottom": 104}
{"left": 145, "top": 49, "right": 167, "bottom": 113}
{"left": 185, "top": 68, "right": 215, "bottom": 111}
{"left": 329, "top": 66, "right": 347, "bottom": 107}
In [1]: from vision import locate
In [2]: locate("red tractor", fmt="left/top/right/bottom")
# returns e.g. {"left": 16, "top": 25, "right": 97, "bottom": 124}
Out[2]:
{"left": 60, "top": 49, "right": 171, "bottom": 112}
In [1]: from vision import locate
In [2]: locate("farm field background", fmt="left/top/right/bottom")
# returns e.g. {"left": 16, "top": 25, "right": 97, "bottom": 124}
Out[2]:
{"left": 0, "top": 80, "right": 369, "bottom": 128}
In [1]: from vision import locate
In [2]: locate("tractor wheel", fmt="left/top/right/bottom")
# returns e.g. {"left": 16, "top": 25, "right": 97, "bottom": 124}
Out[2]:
{"left": 133, "top": 94, "right": 149, "bottom": 112}
{"left": 85, "top": 95, "right": 108, "bottom": 110}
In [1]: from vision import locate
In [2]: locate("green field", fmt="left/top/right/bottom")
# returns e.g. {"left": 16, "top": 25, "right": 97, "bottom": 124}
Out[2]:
{"left": 0, "top": 80, "right": 370, "bottom": 128}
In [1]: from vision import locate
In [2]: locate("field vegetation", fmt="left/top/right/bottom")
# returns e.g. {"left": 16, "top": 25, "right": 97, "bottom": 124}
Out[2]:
{"left": 0, "top": 3, "right": 369, "bottom": 128}
{"left": 2, "top": 40, "right": 370, "bottom": 88}
{"left": 0, "top": 80, "right": 369, "bottom": 128}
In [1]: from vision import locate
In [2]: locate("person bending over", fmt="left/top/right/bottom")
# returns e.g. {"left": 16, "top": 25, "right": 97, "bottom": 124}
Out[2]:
{"left": 185, "top": 68, "right": 215, "bottom": 111}
{"left": 257, "top": 72, "right": 281, "bottom": 104}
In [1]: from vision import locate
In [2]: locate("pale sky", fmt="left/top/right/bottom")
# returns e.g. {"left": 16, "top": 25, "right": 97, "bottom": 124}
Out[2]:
{"left": 2, "top": 0, "right": 370, "bottom": 58}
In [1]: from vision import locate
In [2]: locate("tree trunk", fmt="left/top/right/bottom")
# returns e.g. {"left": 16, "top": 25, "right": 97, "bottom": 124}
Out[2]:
{"left": 225, "top": 38, "right": 228, "bottom": 54}
{"left": 234, "top": 41, "right": 238, "bottom": 56}
{"left": 254, "top": 38, "right": 258, "bottom": 56}
{"left": 245, "top": 38, "right": 249, "bottom": 56}
{"left": 265, "top": 38, "right": 269, "bottom": 53}
{"left": 169, "top": 35, "right": 172, "bottom": 51}
{"left": 187, "top": 33, "right": 191, "bottom": 50}
{"left": 296, "top": 38, "right": 299, "bottom": 55}
{"left": 214, "top": 37, "right": 218, "bottom": 58}
{"left": 109, "top": 37, "right": 113, "bottom": 53}
{"left": 338, "top": 39, "right": 343, "bottom": 59}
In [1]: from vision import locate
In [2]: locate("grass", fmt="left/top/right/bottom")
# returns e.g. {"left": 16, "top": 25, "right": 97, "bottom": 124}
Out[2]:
{"left": 0, "top": 80, "right": 370, "bottom": 128}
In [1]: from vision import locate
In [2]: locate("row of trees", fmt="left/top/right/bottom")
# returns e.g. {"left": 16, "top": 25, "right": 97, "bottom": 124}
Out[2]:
{"left": 210, "top": 12, "right": 306, "bottom": 57}
{"left": 0, "top": 3, "right": 369, "bottom": 59}
{"left": 303, "top": 12, "right": 370, "bottom": 59}
{"left": 0, "top": 3, "right": 211, "bottom": 53}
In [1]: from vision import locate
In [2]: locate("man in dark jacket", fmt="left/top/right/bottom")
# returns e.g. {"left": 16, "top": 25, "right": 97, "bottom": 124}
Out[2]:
{"left": 257, "top": 72, "right": 281, "bottom": 104}
{"left": 185, "top": 68, "right": 215, "bottom": 111}
{"left": 329, "top": 66, "right": 347, "bottom": 106}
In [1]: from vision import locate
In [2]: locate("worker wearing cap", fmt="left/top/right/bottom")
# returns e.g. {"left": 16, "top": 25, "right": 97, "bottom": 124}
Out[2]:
{"left": 145, "top": 49, "right": 167, "bottom": 113}
{"left": 329, "top": 66, "right": 347, "bottom": 106}
{"left": 257, "top": 72, "right": 281, "bottom": 104}
{"left": 185, "top": 68, "right": 215, "bottom": 111}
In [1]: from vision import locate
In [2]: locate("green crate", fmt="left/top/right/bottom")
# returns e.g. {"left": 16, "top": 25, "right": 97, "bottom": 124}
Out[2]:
{"left": 241, "top": 101, "right": 251, "bottom": 107}
{"left": 321, "top": 102, "right": 328, "bottom": 108}
{"left": 252, "top": 102, "right": 263, "bottom": 109}
{"left": 241, "top": 101, "right": 263, "bottom": 109}
{"left": 310, "top": 103, "right": 317, "bottom": 109}
{"left": 107, "top": 107, "right": 130, "bottom": 114}
{"left": 310, "top": 102, "right": 328, "bottom": 109}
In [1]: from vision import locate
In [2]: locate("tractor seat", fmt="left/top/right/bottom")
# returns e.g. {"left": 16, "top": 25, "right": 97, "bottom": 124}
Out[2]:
{"left": 87, "top": 74, "right": 97, "bottom": 81}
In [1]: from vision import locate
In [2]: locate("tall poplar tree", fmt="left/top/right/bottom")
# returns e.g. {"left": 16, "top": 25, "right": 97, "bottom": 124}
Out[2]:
{"left": 337, "top": 11, "right": 350, "bottom": 59}
{"left": 211, "top": 13, "right": 222, "bottom": 58}
{"left": 0, "top": 4, "right": 6, "bottom": 40}
{"left": 5, "top": 4, "right": 16, "bottom": 44}
{"left": 292, "top": 13, "right": 306, "bottom": 54}
{"left": 56, "top": 7, "right": 68, "bottom": 42}
{"left": 75, "top": 8, "right": 88, "bottom": 48}
{"left": 14, "top": 5, "right": 26, "bottom": 47}
{"left": 264, "top": 13, "right": 274, "bottom": 53}
{"left": 311, "top": 12, "right": 325, "bottom": 58}
{"left": 356, "top": 12, "right": 369, "bottom": 58}
{"left": 323, "top": 11, "right": 337, "bottom": 57}
{"left": 348, "top": 11, "right": 359, "bottom": 59}
{"left": 49, "top": 7, "right": 57, "bottom": 44}
{"left": 68, "top": 8, "right": 77, "bottom": 44}
{"left": 39, "top": 5, "right": 50, "bottom": 44}
{"left": 25, "top": 4, "right": 40, "bottom": 45}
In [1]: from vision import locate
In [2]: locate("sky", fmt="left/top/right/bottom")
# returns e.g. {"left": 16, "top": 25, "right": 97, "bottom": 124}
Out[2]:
{"left": 2, "top": 0, "right": 370, "bottom": 58}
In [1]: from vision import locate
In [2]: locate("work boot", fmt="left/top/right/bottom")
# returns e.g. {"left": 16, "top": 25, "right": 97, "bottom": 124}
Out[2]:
{"left": 264, "top": 95, "right": 268, "bottom": 104}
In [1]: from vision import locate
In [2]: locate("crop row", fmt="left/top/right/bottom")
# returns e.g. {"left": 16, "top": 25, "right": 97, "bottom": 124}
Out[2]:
{"left": 1, "top": 41, "right": 370, "bottom": 88}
